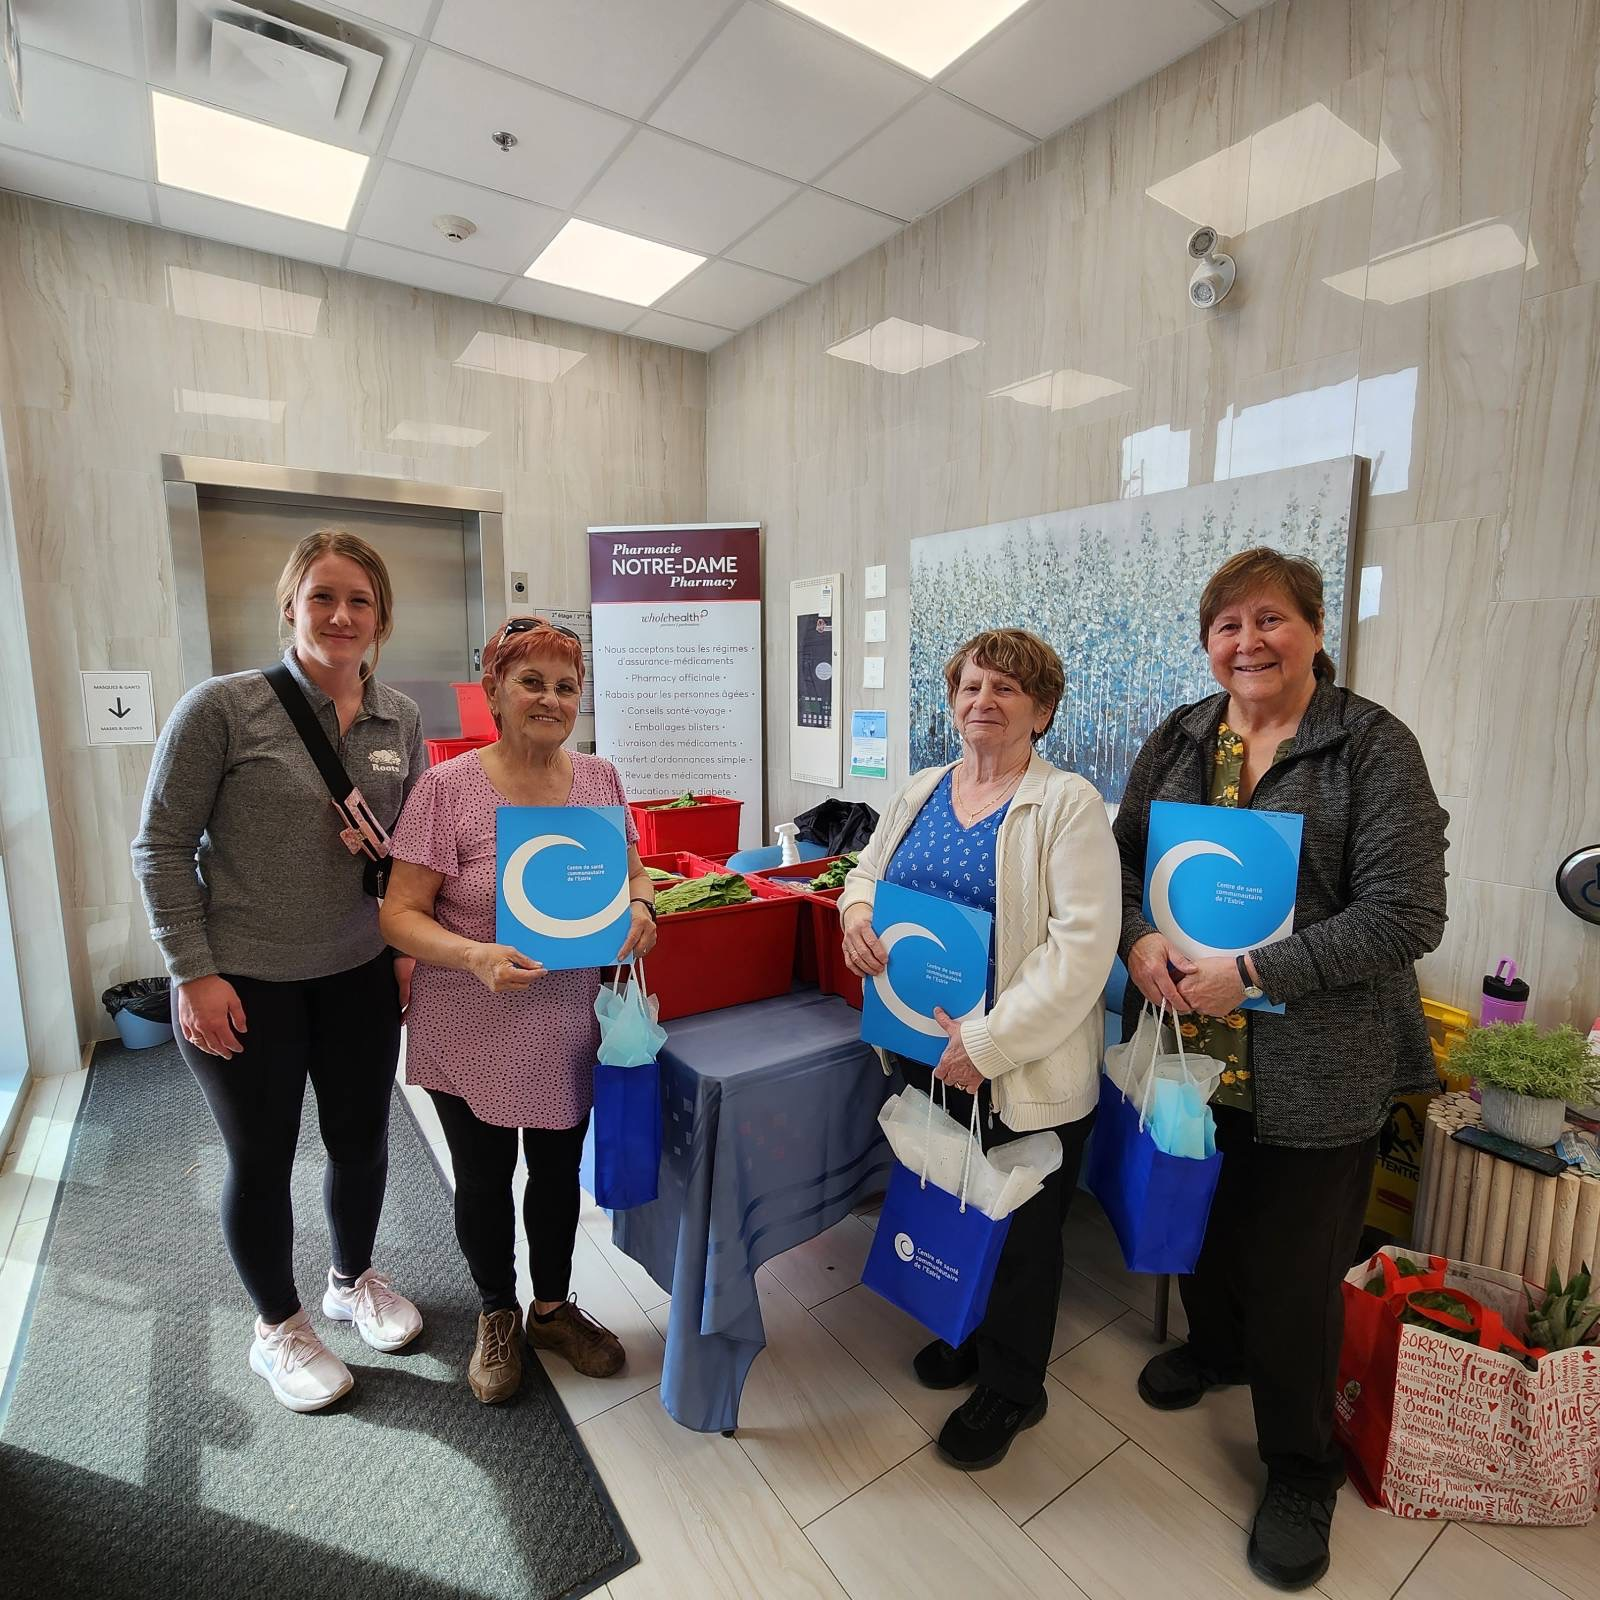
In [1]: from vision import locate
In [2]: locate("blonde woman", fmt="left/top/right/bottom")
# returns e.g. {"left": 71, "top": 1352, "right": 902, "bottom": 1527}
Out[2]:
{"left": 133, "top": 529, "right": 427, "bottom": 1413}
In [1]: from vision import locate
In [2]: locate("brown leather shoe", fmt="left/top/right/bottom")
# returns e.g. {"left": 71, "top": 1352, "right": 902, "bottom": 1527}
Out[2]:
{"left": 468, "top": 1307, "right": 523, "bottom": 1404}
{"left": 525, "top": 1296, "right": 625, "bottom": 1377}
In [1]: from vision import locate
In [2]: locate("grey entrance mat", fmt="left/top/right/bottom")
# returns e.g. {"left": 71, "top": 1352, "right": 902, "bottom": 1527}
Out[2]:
{"left": 0, "top": 1040, "right": 636, "bottom": 1600}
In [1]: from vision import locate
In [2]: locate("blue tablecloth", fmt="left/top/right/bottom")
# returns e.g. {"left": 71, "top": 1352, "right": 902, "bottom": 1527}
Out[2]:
{"left": 607, "top": 989, "right": 894, "bottom": 1432}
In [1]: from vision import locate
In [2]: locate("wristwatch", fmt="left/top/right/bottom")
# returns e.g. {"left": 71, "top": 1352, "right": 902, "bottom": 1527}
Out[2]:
{"left": 1235, "top": 954, "right": 1264, "bottom": 1001}
{"left": 631, "top": 898, "right": 657, "bottom": 922}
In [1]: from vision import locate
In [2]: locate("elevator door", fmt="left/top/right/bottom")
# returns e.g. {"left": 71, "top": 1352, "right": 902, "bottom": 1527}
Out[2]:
{"left": 198, "top": 495, "right": 474, "bottom": 737}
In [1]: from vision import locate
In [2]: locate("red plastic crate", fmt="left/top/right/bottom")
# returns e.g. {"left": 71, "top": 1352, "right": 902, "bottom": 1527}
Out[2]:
{"left": 748, "top": 858, "right": 846, "bottom": 986}
{"left": 425, "top": 736, "right": 495, "bottom": 766}
{"left": 806, "top": 888, "right": 863, "bottom": 1010}
{"left": 640, "top": 851, "right": 727, "bottom": 880}
{"left": 452, "top": 682, "right": 497, "bottom": 739}
{"left": 628, "top": 794, "right": 743, "bottom": 857}
{"left": 646, "top": 874, "right": 802, "bottom": 1021}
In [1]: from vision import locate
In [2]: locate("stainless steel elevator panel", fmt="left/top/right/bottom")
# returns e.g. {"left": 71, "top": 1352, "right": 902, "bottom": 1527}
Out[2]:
{"left": 198, "top": 494, "right": 473, "bottom": 737}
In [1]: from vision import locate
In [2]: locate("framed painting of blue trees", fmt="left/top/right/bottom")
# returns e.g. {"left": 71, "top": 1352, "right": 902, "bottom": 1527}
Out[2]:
{"left": 907, "top": 457, "right": 1360, "bottom": 804}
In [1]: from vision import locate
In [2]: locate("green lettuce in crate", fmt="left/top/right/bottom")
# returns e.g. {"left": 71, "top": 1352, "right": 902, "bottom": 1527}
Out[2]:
{"left": 1526, "top": 1263, "right": 1600, "bottom": 1350}
{"left": 654, "top": 873, "right": 752, "bottom": 916}
{"left": 650, "top": 792, "right": 701, "bottom": 810}
{"left": 808, "top": 853, "right": 858, "bottom": 891}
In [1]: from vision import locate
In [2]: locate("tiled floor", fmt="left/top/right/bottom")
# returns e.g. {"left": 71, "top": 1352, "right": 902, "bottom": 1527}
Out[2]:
{"left": 2, "top": 1064, "right": 1596, "bottom": 1599}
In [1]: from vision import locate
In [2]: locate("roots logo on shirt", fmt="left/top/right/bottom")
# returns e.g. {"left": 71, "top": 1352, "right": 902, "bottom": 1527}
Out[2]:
{"left": 368, "top": 749, "right": 404, "bottom": 775}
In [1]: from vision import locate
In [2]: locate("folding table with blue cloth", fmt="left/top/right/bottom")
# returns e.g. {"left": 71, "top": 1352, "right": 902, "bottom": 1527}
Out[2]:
{"left": 595, "top": 988, "right": 894, "bottom": 1433}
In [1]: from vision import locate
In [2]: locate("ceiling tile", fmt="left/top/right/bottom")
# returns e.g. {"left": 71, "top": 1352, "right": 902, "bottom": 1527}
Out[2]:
{"left": 500, "top": 277, "right": 643, "bottom": 334}
{"left": 630, "top": 310, "right": 735, "bottom": 351}
{"left": 15, "top": 0, "right": 142, "bottom": 78}
{"left": 0, "top": 49, "right": 148, "bottom": 178}
{"left": 579, "top": 130, "right": 798, "bottom": 255}
{"left": 818, "top": 92, "right": 1034, "bottom": 221}
{"left": 385, "top": 49, "right": 632, "bottom": 210}
{"left": 942, "top": 0, "right": 1222, "bottom": 141}
{"left": 727, "top": 188, "right": 901, "bottom": 282}
{"left": 346, "top": 237, "right": 513, "bottom": 302}
{"left": 0, "top": 147, "right": 152, "bottom": 223}
{"left": 651, "top": 2, "right": 922, "bottom": 182}
{"left": 327, "top": 0, "right": 435, "bottom": 32}
{"left": 431, "top": 0, "right": 729, "bottom": 120}
{"left": 657, "top": 258, "right": 805, "bottom": 327}
{"left": 356, "top": 161, "right": 564, "bottom": 273}
{"left": 156, "top": 188, "right": 350, "bottom": 265}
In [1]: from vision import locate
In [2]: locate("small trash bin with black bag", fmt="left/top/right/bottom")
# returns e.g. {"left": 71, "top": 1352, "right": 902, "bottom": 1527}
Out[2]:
{"left": 102, "top": 977, "right": 173, "bottom": 1049}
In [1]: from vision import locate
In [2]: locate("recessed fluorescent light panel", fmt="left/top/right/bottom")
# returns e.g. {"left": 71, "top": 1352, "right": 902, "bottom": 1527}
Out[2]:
{"left": 826, "top": 317, "right": 981, "bottom": 375}
{"left": 775, "top": 0, "right": 1029, "bottom": 78}
{"left": 175, "top": 389, "right": 287, "bottom": 424}
{"left": 990, "top": 368, "right": 1130, "bottom": 413}
{"left": 152, "top": 91, "right": 368, "bottom": 229}
{"left": 455, "top": 331, "right": 587, "bottom": 383}
{"left": 523, "top": 220, "right": 703, "bottom": 307}
{"left": 387, "top": 421, "right": 490, "bottom": 448}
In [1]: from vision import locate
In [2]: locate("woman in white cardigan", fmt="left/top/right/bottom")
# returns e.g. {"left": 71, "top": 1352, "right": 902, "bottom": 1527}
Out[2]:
{"left": 839, "top": 628, "right": 1120, "bottom": 1471}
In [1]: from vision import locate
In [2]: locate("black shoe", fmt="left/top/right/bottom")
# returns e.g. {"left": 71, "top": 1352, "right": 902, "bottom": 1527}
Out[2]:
{"left": 935, "top": 1384, "right": 1047, "bottom": 1470}
{"left": 1247, "top": 1478, "right": 1336, "bottom": 1590}
{"left": 913, "top": 1337, "right": 978, "bottom": 1389}
{"left": 1136, "top": 1343, "right": 1246, "bottom": 1411}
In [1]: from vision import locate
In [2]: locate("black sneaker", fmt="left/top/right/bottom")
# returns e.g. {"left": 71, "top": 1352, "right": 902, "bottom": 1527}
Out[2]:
{"left": 1136, "top": 1343, "right": 1246, "bottom": 1410}
{"left": 1247, "top": 1478, "right": 1336, "bottom": 1590}
{"left": 935, "top": 1384, "right": 1047, "bottom": 1470}
{"left": 913, "top": 1337, "right": 978, "bottom": 1389}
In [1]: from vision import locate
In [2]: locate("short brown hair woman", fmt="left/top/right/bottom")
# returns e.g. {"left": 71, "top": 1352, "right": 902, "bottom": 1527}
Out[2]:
{"left": 1112, "top": 547, "right": 1448, "bottom": 1590}
{"left": 133, "top": 529, "right": 427, "bottom": 1414}
{"left": 838, "top": 628, "right": 1121, "bottom": 1471}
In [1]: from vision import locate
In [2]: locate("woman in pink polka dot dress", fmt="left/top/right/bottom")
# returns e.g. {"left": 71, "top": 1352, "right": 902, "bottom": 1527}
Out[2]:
{"left": 381, "top": 618, "right": 658, "bottom": 1405}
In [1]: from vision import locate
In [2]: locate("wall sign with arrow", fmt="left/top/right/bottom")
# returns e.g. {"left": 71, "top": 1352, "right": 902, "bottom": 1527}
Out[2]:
{"left": 80, "top": 670, "right": 156, "bottom": 746}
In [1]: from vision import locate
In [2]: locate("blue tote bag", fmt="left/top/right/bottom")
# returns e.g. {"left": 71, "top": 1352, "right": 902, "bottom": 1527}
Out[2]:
{"left": 591, "top": 964, "right": 667, "bottom": 1210}
{"left": 1085, "top": 1003, "right": 1223, "bottom": 1274}
{"left": 862, "top": 1092, "right": 1011, "bottom": 1348}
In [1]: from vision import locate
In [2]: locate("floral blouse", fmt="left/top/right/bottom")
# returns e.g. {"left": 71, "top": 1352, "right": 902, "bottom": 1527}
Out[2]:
{"left": 1181, "top": 722, "right": 1291, "bottom": 1114}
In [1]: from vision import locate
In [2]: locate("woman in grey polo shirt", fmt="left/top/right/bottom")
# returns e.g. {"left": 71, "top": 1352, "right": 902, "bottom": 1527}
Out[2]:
{"left": 132, "top": 528, "right": 427, "bottom": 1413}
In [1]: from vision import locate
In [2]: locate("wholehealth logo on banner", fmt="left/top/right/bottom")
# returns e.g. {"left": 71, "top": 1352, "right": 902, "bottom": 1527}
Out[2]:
{"left": 861, "top": 881, "right": 993, "bottom": 1066}
{"left": 1142, "top": 799, "right": 1303, "bottom": 1014}
{"left": 496, "top": 805, "right": 632, "bottom": 972}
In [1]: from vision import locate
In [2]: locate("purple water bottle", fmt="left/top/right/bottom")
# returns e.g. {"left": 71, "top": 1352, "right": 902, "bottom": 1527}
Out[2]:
{"left": 1480, "top": 957, "right": 1529, "bottom": 1025}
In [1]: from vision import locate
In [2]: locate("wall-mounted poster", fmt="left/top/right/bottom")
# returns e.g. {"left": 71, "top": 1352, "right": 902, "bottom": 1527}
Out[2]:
{"left": 790, "top": 574, "right": 842, "bottom": 788}
{"left": 908, "top": 458, "right": 1360, "bottom": 804}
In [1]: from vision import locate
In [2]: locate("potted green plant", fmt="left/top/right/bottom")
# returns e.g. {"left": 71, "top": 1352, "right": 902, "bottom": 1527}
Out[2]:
{"left": 1446, "top": 1022, "right": 1600, "bottom": 1148}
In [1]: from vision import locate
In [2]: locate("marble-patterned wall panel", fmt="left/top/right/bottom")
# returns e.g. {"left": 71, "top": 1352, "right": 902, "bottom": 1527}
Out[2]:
{"left": 1525, "top": 0, "right": 1600, "bottom": 299}
{"left": 1502, "top": 278, "right": 1600, "bottom": 600}
{"left": 1459, "top": 599, "right": 1599, "bottom": 892}
{"left": 1346, "top": 516, "right": 1498, "bottom": 798}
{"left": 1236, "top": 0, "right": 1392, "bottom": 137}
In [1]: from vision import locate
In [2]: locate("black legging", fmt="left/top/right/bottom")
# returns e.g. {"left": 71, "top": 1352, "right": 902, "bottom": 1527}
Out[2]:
{"left": 428, "top": 1089, "right": 589, "bottom": 1313}
{"left": 176, "top": 953, "right": 401, "bottom": 1325}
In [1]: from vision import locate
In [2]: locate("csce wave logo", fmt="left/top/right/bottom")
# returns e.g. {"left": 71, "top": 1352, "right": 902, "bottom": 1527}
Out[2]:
{"left": 894, "top": 1233, "right": 915, "bottom": 1262}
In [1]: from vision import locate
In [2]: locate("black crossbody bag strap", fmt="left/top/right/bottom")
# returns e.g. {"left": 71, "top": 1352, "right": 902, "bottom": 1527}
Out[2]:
{"left": 261, "top": 662, "right": 392, "bottom": 896}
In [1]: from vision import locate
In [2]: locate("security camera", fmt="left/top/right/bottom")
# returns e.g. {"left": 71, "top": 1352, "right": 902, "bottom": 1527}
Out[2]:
{"left": 1186, "top": 225, "right": 1236, "bottom": 309}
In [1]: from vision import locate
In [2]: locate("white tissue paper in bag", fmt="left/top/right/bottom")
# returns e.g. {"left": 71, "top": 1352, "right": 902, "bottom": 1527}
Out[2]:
{"left": 878, "top": 1087, "right": 1062, "bottom": 1220}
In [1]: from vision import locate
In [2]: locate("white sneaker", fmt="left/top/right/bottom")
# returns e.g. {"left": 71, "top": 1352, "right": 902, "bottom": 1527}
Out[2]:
{"left": 321, "top": 1266, "right": 423, "bottom": 1352}
{"left": 249, "top": 1309, "right": 354, "bottom": 1413}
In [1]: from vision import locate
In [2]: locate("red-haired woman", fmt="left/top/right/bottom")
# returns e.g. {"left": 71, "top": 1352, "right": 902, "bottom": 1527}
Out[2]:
{"left": 381, "top": 617, "right": 657, "bottom": 1404}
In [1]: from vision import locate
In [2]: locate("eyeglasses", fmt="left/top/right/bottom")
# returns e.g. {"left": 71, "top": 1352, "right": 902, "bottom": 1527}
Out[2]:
{"left": 498, "top": 616, "right": 582, "bottom": 649}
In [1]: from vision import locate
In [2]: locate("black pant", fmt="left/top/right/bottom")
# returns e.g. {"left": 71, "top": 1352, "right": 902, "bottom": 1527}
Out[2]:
{"left": 892, "top": 1056, "right": 1095, "bottom": 1405}
{"left": 177, "top": 953, "right": 401, "bottom": 1325}
{"left": 428, "top": 1090, "right": 589, "bottom": 1313}
{"left": 1181, "top": 1106, "right": 1379, "bottom": 1495}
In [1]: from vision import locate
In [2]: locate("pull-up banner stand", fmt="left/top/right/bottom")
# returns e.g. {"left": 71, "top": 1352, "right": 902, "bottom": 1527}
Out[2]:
{"left": 588, "top": 523, "right": 763, "bottom": 849}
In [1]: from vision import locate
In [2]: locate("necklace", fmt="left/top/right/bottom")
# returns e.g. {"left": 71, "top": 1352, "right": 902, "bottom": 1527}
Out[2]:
{"left": 952, "top": 761, "right": 1027, "bottom": 826}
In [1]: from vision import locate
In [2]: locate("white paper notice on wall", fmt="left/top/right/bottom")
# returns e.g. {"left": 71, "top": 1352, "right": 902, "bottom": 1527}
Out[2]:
{"left": 864, "top": 608, "right": 886, "bottom": 643}
{"left": 81, "top": 670, "right": 155, "bottom": 746}
{"left": 862, "top": 655, "right": 885, "bottom": 689}
{"left": 864, "top": 563, "right": 887, "bottom": 599}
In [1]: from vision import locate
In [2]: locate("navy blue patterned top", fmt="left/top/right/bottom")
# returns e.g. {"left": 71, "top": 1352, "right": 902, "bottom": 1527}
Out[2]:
{"left": 884, "top": 769, "right": 1009, "bottom": 1002}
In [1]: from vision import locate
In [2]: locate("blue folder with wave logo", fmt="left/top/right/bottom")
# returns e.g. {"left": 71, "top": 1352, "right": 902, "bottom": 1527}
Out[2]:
{"left": 860, "top": 881, "right": 993, "bottom": 1066}
{"left": 496, "top": 805, "right": 632, "bottom": 972}
{"left": 1141, "top": 799, "right": 1302, "bottom": 1014}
